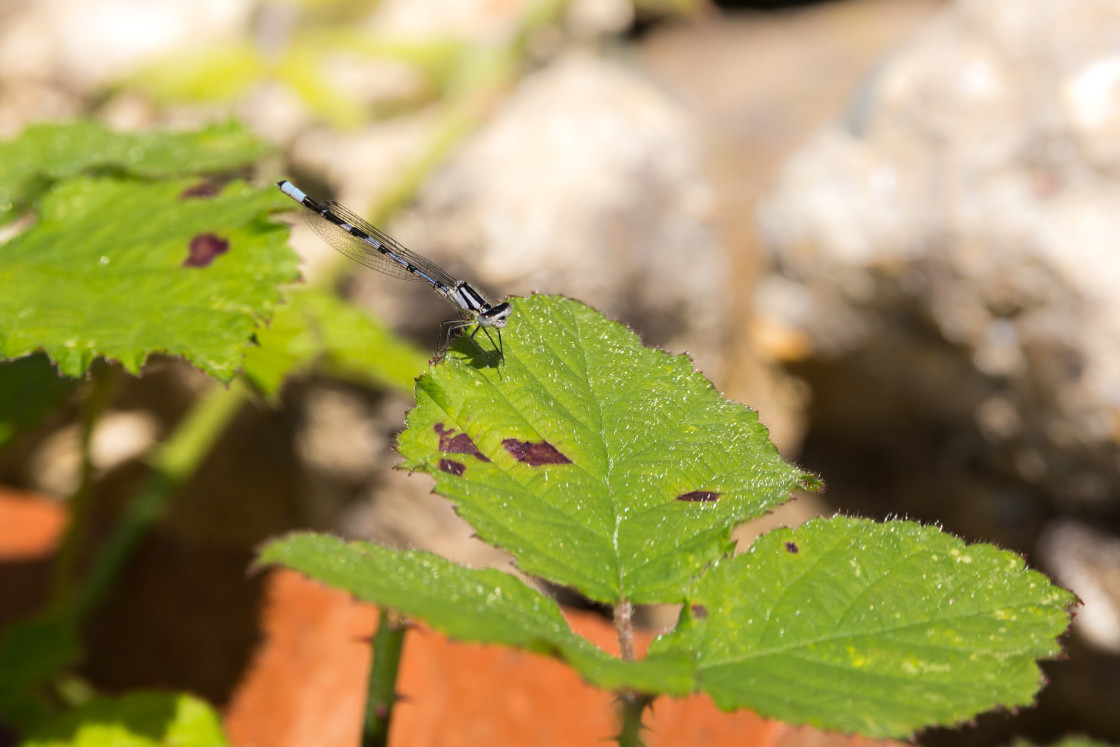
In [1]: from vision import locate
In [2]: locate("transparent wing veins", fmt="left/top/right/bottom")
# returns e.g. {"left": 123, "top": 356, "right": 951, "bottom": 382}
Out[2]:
{"left": 301, "top": 201, "right": 462, "bottom": 291}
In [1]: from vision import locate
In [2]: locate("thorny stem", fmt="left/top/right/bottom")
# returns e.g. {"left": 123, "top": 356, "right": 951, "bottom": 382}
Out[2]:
{"left": 362, "top": 609, "right": 409, "bottom": 747}
{"left": 617, "top": 692, "right": 653, "bottom": 747}
{"left": 50, "top": 362, "right": 120, "bottom": 608}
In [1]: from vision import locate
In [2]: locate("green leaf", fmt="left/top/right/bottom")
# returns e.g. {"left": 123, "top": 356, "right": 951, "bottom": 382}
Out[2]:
{"left": 0, "top": 613, "right": 81, "bottom": 728}
{"left": 260, "top": 297, "right": 1072, "bottom": 731}
{"left": 241, "top": 285, "right": 427, "bottom": 399}
{"left": 0, "top": 178, "right": 299, "bottom": 381}
{"left": 257, "top": 532, "right": 695, "bottom": 694}
{"left": 650, "top": 517, "right": 1076, "bottom": 738}
{"left": 20, "top": 692, "right": 228, "bottom": 747}
{"left": 396, "top": 294, "right": 815, "bottom": 604}
{"left": 0, "top": 353, "right": 75, "bottom": 449}
{"left": 0, "top": 120, "right": 269, "bottom": 226}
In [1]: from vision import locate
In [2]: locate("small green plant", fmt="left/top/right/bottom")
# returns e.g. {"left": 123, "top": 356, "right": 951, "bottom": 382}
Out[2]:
{"left": 0, "top": 121, "right": 1075, "bottom": 746}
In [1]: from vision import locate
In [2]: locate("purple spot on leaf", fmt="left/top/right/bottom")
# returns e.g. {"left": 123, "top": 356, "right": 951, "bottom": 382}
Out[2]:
{"left": 438, "top": 459, "right": 466, "bottom": 476}
{"left": 676, "top": 491, "right": 720, "bottom": 503}
{"left": 501, "top": 439, "right": 571, "bottom": 466}
{"left": 180, "top": 181, "right": 220, "bottom": 199}
{"left": 690, "top": 604, "right": 708, "bottom": 619}
{"left": 786, "top": 542, "right": 799, "bottom": 554}
{"left": 183, "top": 233, "right": 229, "bottom": 267}
{"left": 433, "top": 423, "right": 490, "bottom": 462}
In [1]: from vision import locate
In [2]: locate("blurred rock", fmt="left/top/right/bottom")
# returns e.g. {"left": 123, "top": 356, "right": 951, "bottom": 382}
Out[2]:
{"left": 757, "top": 0, "right": 1120, "bottom": 533}
{"left": 371, "top": 0, "right": 532, "bottom": 41}
{"left": 758, "top": 3, "right": 1120, "bottom": 741}
{"left": 636, "top": 0, "right": 942, "bottom": 451}
{"left": 27, "top": 410, "right": 159, "bottom": 497}
{"left": 372, "top": 0, "right": 636, "bottom": 43}
{"left": 400, "top": 51, "right": 725, "bottom": 368}
{"left": 292, "top": 384, "right": 394, "bottom": 529}
{"left": 295, "top": 386, "right": 387, "bottom": 483}
{"left": 1040, "top": 520, "right": 1120, "bottom": 653}
{"left": 0, "top": 0, "right": 254, "bottom": 135}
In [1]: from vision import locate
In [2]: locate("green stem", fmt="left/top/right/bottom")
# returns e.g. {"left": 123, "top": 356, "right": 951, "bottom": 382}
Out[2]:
{"left": 617, "top": 692, "right": 652, "bottom": 747}
{"left": 71, "top": 379, "right": 250, "bottom": 623}
{"left": 362, "top": 609, "right": 408, "bottom": 747}
{"left": 50, "top": 362, "right": 120, "bottom": 608}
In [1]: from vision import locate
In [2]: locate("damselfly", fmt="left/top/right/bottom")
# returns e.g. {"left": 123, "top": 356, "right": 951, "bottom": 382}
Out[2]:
{"left": 277, "top": 180, "right": 511, "bottom": 360}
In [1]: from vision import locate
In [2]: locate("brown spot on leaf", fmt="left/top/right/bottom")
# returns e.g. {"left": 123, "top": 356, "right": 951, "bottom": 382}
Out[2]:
{"left": 433, "top": 423, "right": 490, "bottom": 462}
{"left": 690, "top": 604, "right": 708, "bottom": 619}
{"left": 785, "top": 542, "right": 799, "bottom": 554}
{"left": 501, "top": 439, "right": 571, "bottom": 466}
{"left": 438, "top": 459, "right": 465, "bottom": 476}
{"left": 676, "top": 491, "right": 720, "bottom": 503}
{"left": 180, "top": 181, "right": 220, "bottom": 199}
{"left": 183, "top": 233, "right": 229, "bottom": 267}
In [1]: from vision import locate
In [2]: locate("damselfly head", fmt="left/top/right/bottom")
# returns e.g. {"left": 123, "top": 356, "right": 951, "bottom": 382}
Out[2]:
{"left": 483, "top": 302, "right": 513, "bottom": 328}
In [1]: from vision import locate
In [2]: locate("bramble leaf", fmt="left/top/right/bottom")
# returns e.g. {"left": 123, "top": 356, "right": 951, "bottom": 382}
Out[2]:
{"left": 649, "top": 517, "right": 1076, "bottom": 738}
{"left": 0, "top": 613, "right": 81, "bottom": 728}
{"left": 257, "top": 532, "right": 695, "bottom": 694}
{"left": 397, "top": 294, "right": 815, "bottom": 603}
{"left": 0, "top": 178, "right": 298, "bottom": 381}
{"left": 0, "top": 120, "right": 268, "bottom": 226}
{"left": 264, "top": 296, "right": 1073, "bottom": 735}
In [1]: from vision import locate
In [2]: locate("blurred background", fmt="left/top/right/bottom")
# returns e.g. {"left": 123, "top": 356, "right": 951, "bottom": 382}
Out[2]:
{"left": 2, "top": 0, "right": 1120, "bottom": 744}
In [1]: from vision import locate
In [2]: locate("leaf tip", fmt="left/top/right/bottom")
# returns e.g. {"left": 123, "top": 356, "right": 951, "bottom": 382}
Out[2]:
{"left": 799, "top": 473, "right": 824, "bottom": 492}
{"left": 250, "top": 529, "right": 316, "bottom": 575}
